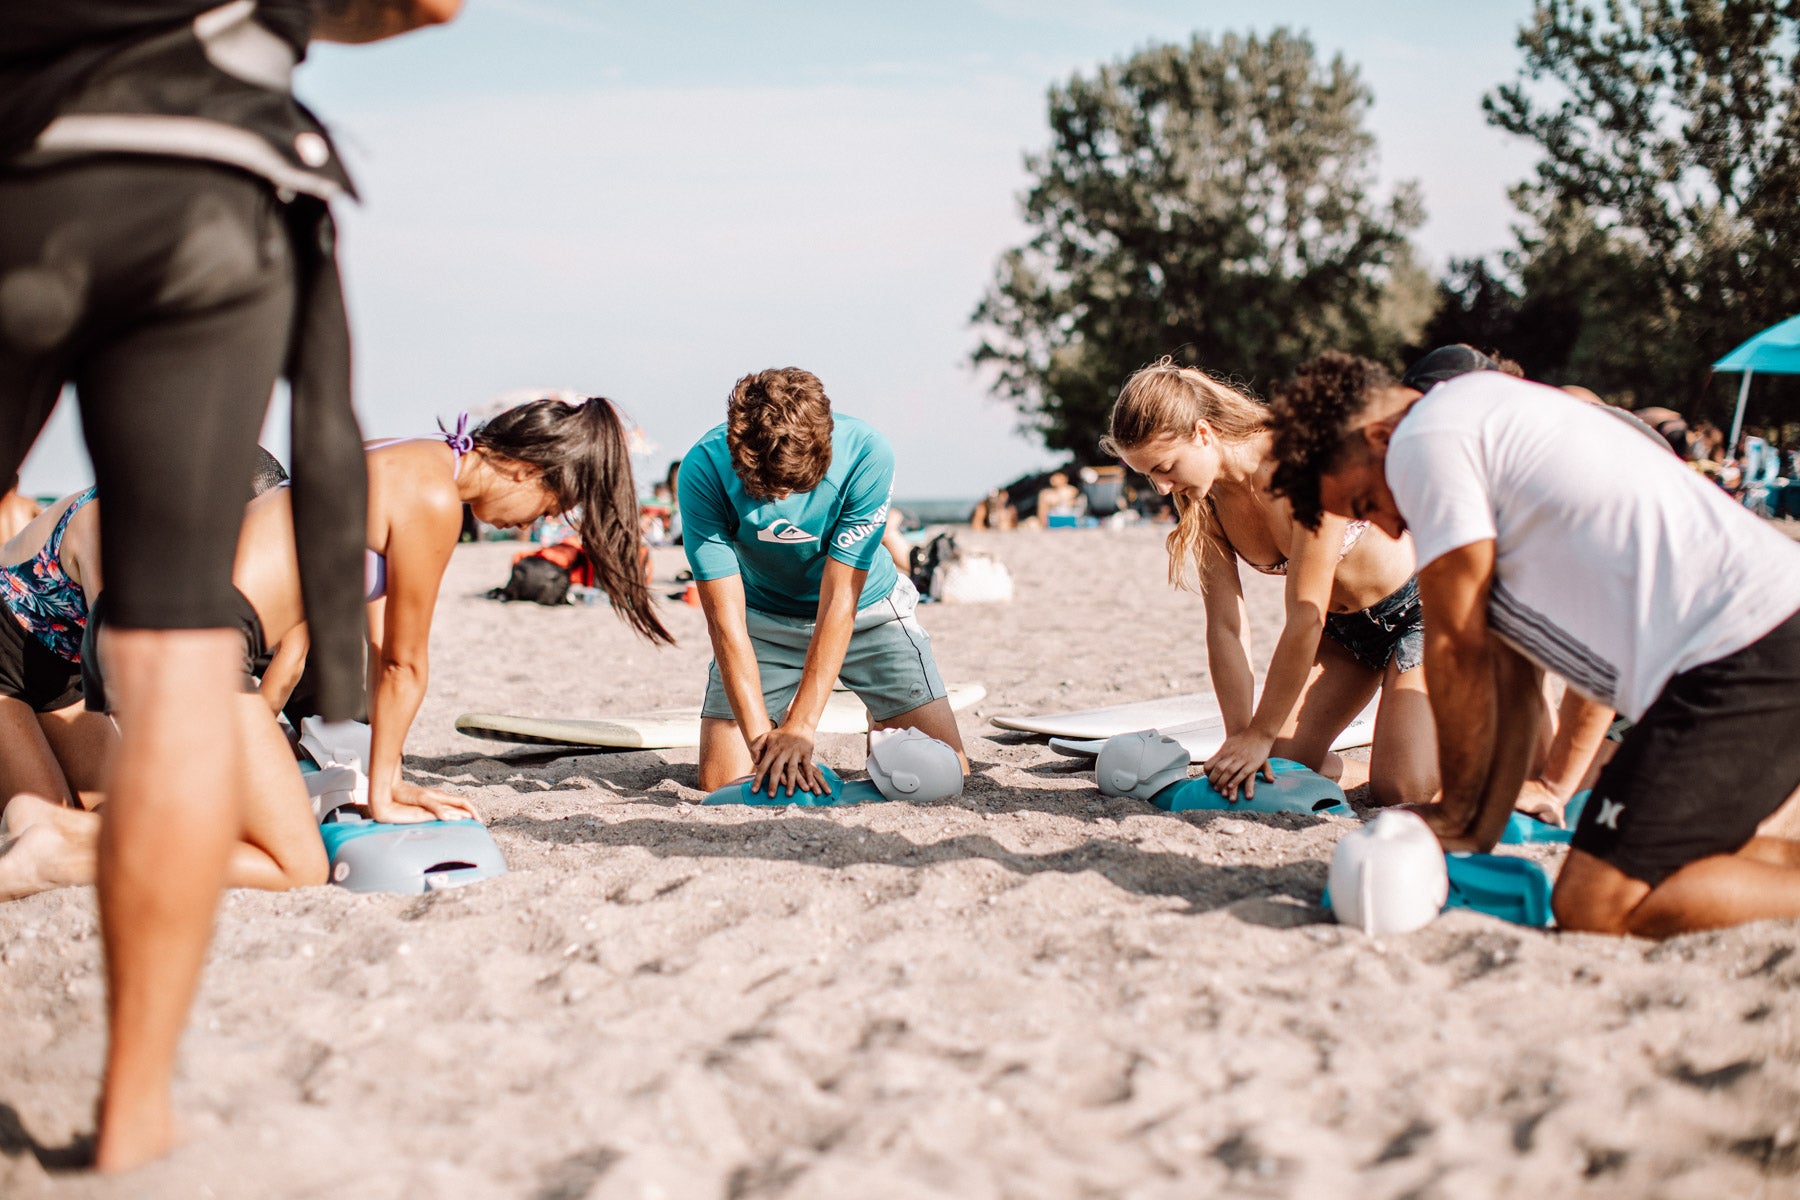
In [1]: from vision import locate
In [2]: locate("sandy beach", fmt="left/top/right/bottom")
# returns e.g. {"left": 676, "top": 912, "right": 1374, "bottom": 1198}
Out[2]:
{"left": 3, "top": 526, "right": 1798, "bottom": 1199}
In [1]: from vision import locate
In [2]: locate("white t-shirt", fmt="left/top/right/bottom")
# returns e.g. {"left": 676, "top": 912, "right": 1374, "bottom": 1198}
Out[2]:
{"left": 1386, "top": 373, "right": 1800, "bottom": 719}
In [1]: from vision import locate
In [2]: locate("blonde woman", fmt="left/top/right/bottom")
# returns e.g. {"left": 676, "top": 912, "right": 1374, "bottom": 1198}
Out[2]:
{"left": 1102, "top": 360, "right": 1437, "bottom": 805}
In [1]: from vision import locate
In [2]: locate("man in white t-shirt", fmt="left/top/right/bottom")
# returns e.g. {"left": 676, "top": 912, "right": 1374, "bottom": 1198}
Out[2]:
{"left": 1267, "top": 352, "right": 1800, "bottom": 938}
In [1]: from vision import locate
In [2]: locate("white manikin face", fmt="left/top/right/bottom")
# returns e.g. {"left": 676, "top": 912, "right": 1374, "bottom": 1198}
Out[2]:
{"left": 1094, "top": 730, "right": 1191, "bottom": 801}
{"left": 1327, "top": 809, "right": 1449, "bottom": 935}
{"left": 866, "top": 728, "right": 964, "bottom": 802}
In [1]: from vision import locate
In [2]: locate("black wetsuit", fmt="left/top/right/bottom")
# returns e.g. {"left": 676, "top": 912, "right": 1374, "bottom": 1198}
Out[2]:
{"left": 0, "top": 0, "right": 366, "bottom": 719}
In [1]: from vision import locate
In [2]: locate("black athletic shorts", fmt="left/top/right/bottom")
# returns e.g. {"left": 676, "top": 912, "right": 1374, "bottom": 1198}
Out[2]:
{"left": 0, "top": 609, "right": 82, "bottom": 713}
{"left": 82, "top": 588, "right": 266, "bottom": 714}
{"left": 1571, "top": 607, "right": 1800, "bottom": 887}
{"left": 0, "top": 157, "right": 295, "bottom": 631}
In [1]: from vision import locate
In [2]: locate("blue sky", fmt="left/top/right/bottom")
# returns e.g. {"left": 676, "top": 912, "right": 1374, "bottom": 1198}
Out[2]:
{"left": 20, "top": 0, "right": 1540, "bottom": 498}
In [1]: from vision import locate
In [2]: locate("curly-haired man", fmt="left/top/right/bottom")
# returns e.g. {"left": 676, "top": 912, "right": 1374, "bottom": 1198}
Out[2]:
{"left": 1268, "top": 352, "right": 1800, "bottom": 938}
{"left": 679, "top": 368, "right": 966, "bottom": 795}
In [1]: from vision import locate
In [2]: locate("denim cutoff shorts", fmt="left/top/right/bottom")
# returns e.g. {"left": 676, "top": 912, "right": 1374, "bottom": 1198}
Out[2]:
{"left": 1323, "top": 576, "right": 1424, "bottom": 674}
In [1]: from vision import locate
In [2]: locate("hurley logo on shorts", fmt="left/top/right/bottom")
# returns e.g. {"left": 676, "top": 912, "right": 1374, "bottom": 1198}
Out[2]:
{"left": 756, "top": 518, "right": 819, "bottom": 545}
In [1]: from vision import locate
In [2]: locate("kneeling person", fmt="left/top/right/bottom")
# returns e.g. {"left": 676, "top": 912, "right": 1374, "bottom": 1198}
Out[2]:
{"left": 1268, "top": 354, "right": 1800, "bottom": 938}
{"left": 682, "top": 368, "right": 967, "bottom": 795}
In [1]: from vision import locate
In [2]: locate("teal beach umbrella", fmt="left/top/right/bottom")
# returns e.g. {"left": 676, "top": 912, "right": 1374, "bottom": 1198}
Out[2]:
{"left": 1715, "top": 314, "right": 1800, "bottom": 451}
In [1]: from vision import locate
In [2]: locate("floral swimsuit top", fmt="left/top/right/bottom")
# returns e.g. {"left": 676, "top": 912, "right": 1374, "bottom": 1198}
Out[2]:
{"left": 0, "top": 487, "right": 97, "bottom": 662}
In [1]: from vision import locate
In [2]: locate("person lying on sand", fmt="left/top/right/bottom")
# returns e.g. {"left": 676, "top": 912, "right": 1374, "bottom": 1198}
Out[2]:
{"left": 1268, "top": 352, "right": 1800, "bottom": 937}
{"left": 1102, "top": 358, "right": 1438, "bottom": 807}
{"left": 680, "top": 367, "right": 968, "bottom": 795}
{"left": 3, "top": 400, "right": 670, "bottom": 899}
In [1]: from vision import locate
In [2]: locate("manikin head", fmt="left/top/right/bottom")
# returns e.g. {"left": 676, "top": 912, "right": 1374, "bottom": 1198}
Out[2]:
{"left": 1095, "top": 730, "right": 1192, "bottom": 802}
{"left": 866, "top": 728, "right": 964, "bottom": 802}
{"left": 1267, "top": 352, "right": 1421, "bottom": 538}
{"left": 1327, "top": 809, "right": 1449, "bottom": 935}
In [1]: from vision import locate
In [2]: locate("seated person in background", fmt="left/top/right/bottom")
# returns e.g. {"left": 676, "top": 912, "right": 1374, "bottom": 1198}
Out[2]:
{"left": 971, "top": 487, "right": 1017, "bottom": 530}
{"left": 1033, "top": 471, "right": 1085, "bottom": 524}
{"left": 681, "top": 367, "right": 967, "bottom": 794}
{"left": 1269, "top": 353, "right": 1800, "bottom": 937}
{"left": 664, "top": 458, "right": 684, "bottom": 545}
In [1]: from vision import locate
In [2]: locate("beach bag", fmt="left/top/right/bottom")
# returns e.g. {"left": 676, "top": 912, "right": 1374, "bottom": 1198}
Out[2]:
{"left": 489, "top": 556, "right": 570, "bottom": 605}
{"left": 909, "top": 532, "right": 960, "bottom": 598}
{"left": 488, "top": 539, "right": 596, "bottom": 605}
{"left": 932, "top": 552, "right": 1013, "bottom": 604}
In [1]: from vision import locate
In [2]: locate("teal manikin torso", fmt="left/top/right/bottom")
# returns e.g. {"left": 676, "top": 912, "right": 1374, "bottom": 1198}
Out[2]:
{"left": 678, "top": 414, "right": 898, "bottom": 618}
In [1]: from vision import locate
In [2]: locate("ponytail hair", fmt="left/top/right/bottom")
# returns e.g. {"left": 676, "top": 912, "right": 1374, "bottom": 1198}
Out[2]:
{"left": 1100, "top": 358, "right": 1272, "bottom": 593}
{"left": 473, "top": 397, "right": 674, "bottom": 645}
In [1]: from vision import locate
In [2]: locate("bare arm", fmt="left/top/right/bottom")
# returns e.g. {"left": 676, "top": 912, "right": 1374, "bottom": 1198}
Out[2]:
{"left": 364, "top": 497, "right": 467, "bottom": 822}
{"left": 696, "top": 574, "right": 774, "bottom": 747}
{"left": 1200, "top": 542, "right": 1255, "bottom": 733}
{"left": 64, "top": 503, "right": 104, "bottom": 607}
{"left": 1205, "top": 513, "right": 1340, "bottom": 798}
{"left": 312, "top": 0, "right": 462, "bottom": 44}
{"left": 258, "top": 624, "right": 309, "bottom": 715}
{"left": 1542, "top": 690, "right": 1614, "bottom": 796}
{"left": 1408, "top": 540, "right": 1544, "bottom": 850}
{"left": 748, "top": 558, "right": 867, "bottom": 796}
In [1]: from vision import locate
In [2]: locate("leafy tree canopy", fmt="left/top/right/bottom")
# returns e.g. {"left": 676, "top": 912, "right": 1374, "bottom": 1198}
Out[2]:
{"left": 971, "top": 30, "right": 1430, "bottom": 459}
{"left": 1477, "top": 0, "right": 1800, "bottom": 405}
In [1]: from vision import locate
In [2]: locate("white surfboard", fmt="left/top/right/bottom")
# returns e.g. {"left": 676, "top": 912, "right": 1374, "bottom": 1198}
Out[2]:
{"left": 990, "top": 692, "right": 1219, "bottom": 739}
{"left": 1045, "top": 698, "right": 1379, "bottom": 761}
{"left": 456, "top": 683, "right": 987, "bottom": 750}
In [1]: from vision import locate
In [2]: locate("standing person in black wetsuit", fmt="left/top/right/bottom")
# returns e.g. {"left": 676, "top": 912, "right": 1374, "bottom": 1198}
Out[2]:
{"left": 0, "top": 0, "right": 459, "bottom": 1171}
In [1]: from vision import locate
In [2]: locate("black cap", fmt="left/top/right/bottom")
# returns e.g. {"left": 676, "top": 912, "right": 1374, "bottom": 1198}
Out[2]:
{"left": 1401, "top": 345, "right": 1500, "bottom": 393}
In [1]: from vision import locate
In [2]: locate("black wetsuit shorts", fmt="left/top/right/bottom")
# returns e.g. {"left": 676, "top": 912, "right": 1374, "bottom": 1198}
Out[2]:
{"left": 0, "top": 157, "right": 295, "bottom": 631}
{"left": 82, "top": 587, "right": 267, "bottom": 714}
{"left": 1571, "top": 607, "right": 1800, "bottom": 887}
{"left": 0, "top": 610, "right": 82, "bottom": 713}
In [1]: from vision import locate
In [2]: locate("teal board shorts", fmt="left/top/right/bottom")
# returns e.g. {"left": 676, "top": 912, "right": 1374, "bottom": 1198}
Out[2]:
{"left": 702, "top": 575, "right": 947, "bottom": 724}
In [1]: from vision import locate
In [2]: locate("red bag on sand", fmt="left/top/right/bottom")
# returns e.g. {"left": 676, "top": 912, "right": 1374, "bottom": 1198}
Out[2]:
{"left": 513, "top": 538, "right": 594, "bottom": 588}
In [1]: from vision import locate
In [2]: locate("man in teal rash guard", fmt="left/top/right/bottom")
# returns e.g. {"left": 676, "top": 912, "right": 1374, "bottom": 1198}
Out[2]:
{"left": 681, "top": 367, "right": 968, "bottom": 795}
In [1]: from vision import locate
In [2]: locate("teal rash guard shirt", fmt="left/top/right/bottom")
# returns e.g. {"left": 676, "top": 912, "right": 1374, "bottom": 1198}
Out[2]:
{"left": 678, "top": 414, "right": 899, "bottom": 618}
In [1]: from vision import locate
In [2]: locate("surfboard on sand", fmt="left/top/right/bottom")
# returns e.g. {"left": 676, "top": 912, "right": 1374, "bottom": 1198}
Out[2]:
{"left": 991, "top": 693, "right": 1217, "bottom": 739}
{"left": 1046, "top": 702, "right": 1379, "bottom": 762}
{"left": 456, "top": 683, "right": 987, "bottom": 750}
{"left": 989, "top": 692, "right": 1378, "bottom": 761}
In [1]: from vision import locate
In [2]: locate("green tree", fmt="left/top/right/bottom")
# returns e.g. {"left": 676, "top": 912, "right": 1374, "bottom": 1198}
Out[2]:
{"left": 971, "top": 30, "right": 1429, "bottom": 459}
{"left": 1484, "top": 0, "right": 1800, "bottom": 404}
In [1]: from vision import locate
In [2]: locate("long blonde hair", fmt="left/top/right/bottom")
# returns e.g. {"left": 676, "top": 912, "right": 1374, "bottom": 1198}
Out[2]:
{"left": 1101, "top": 358, "right": 1272, "bottom": 592}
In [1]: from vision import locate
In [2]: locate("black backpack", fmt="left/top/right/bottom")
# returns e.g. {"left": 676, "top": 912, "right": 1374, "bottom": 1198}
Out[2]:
{"left": 487, "top": 554, "right": 572, "bottom": 606}
{"left": 908, "top": 532, "right": 960, "bottom": 599}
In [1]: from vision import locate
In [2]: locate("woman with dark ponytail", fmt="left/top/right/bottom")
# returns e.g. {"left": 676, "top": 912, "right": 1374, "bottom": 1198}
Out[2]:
{"left": 467, "top": 398, "right": 671, "bottom": 644}
{"left": 350, "top": 396, "right": 672, "bottom": 821}
{"left": 68, "top": 396, "right": 670, "bottom": 838}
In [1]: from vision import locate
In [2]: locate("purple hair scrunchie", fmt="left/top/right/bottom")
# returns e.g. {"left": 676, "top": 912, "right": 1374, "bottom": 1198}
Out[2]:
{"left": 439, "top": 411, "right": 475, "bottom": 459}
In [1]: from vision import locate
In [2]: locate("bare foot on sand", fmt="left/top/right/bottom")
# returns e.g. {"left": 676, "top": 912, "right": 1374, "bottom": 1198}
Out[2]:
{"left": 0, "top": 796, "right": 97, "bottom": 901}
{"left": 94, "top": 1094, "right": 179, "bottom": 1174}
